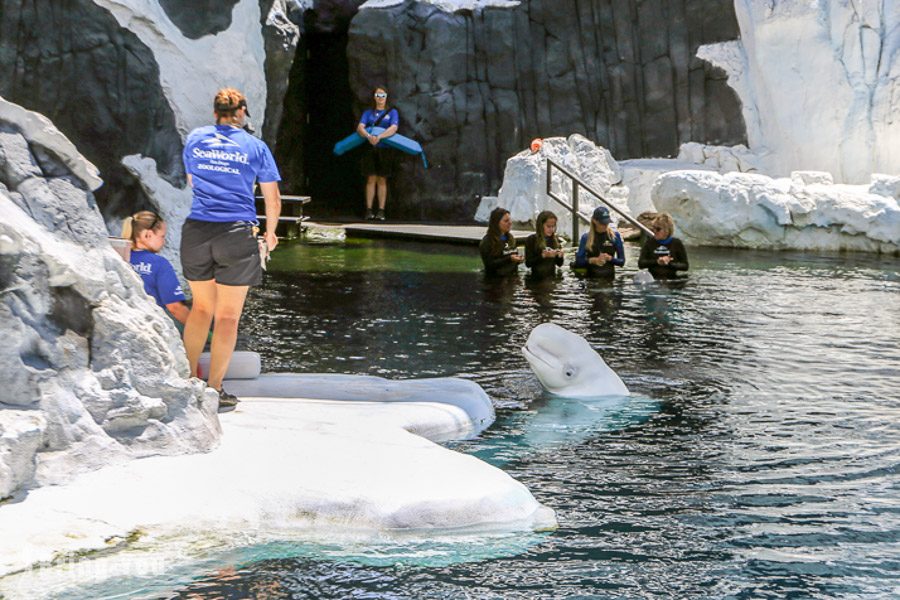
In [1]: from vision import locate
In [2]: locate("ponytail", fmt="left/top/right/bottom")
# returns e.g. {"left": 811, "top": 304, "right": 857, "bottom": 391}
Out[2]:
{"left": 121, "top": 211, "right": 162, "bottom": 248}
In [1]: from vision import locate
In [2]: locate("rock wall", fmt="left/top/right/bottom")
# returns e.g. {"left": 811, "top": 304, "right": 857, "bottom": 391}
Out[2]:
{"left": 698, "top": 1, "right": 900, "bottom": 183}
{"left": 346, "top": 0, "right": 746, "bottom": 218}
{"left": 0, "top": 0, "right": 184, "bottom": 217}
{"left": 0, "top": 0, "right": 299, "bottom": 233}
{"left": 0, "top": 98, "right": 220, "bottom": 500}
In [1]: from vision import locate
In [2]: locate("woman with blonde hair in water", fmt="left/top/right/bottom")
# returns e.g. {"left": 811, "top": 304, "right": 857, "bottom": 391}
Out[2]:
{"left": 638, "top": 212, "right": 689, "bottom": 280}
{"left": 574, "top": 206, "right": 625, "bottom": 279}
{"left": 181, "top": 87, "right": 282, "bottom": 411}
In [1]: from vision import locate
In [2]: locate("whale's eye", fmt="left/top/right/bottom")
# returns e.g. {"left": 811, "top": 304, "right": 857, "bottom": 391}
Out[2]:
{"left": 564, "top": 367, "right": 575, "bottom": 378}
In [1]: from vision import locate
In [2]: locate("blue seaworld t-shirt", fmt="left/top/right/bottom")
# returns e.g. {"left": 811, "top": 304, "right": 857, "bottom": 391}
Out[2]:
{"left": 129, "top": 250, "right": 186, "bottom": 307}
{"left": 360, "top": 108, "right": 399, "bottom": 130}
{"left": 183, "top": 125, "right": 281, "bottom": 222}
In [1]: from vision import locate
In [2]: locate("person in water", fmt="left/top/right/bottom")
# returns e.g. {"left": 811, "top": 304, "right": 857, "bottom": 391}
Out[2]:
{"left": 480, "top": 207, "right": 524, "bottom": 276}
{"left": 574, "top": 206, "right": 625, "bottom": 278}
{"left": 525, "top": 210, "right": 565, "bottom": 278}
{"left": 123, "top": 211, "right": 189, "bottom": 326}
{"left": 181, "top": 87, "right": 282, "bottom": 411}
{"left": 638, "top": 212, "right": 689, "bottom": 279}
{"left": 357, "top": 85, "right": 399, "bottom": 221}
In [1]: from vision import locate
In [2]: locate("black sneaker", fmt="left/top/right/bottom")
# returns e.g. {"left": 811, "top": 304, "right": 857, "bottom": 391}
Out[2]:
{"left": 376, "top": 209, "right": 385, "bottom": 221}
{"left": 365, "top": 209, "right": 375, "bottom": 220}
{"left": 217, "top": 387, "right": 239, "bottom": 413}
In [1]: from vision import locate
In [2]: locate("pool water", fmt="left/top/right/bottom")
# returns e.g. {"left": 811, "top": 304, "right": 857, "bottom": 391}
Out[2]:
{"left": 57, "top": 237, "right": 900, "bottom": 598}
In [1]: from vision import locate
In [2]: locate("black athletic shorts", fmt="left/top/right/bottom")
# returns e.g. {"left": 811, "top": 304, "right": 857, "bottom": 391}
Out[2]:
{"left": 181, "top": 219, "right": 262, "bottom": 286}
{"left": 360, "top": 146, "right": 399, "bottom": 178}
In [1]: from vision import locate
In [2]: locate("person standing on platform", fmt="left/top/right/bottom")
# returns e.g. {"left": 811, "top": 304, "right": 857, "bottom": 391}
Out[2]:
{"left": 181, "top": 87, "right": 281, "bottom": 411}
{"left": 524, "top": 210, "right": 565, "bottom": 278}
{"left": 357, "top": 85, "right": 399, "bottom": 221}
{"left": 574, "top": 206, "right": 625, "bottom": 279}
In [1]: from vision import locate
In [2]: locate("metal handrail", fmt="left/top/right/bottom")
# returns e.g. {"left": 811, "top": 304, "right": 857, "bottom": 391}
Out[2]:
{"left": 545, "top": 158, "right": 653, "bottom": 241}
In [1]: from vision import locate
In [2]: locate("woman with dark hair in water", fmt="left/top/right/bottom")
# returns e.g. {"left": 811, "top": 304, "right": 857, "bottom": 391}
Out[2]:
{"left": 479, "top": 207, "right": 524, "bottom": 276}
{"left": 524, "top": 210, "right": 565, "bottom": 278}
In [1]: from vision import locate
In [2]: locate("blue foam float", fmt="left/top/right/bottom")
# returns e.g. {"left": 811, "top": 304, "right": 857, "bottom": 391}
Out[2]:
{"left": 333, "top": 126, "right": 428, "bottom": 169}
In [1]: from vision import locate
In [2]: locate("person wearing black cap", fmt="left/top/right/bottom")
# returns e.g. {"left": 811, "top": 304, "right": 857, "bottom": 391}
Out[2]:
{"left": 638, "top": 212, "right": 689, "bottom": 279}
{"left": 574, "top": 206, "right": 625, "bottom": 278}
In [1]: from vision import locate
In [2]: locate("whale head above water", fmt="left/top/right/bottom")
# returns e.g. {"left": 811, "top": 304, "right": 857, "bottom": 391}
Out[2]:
{"left": 522, "top": 323, "right": 630, "bottom": 397}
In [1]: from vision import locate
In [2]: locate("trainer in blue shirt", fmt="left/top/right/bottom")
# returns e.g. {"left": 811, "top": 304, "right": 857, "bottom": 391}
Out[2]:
{"left": 356, "top": 85, "right": 400, "bottom": 221}
{"left": 180, "top": 87, "right": 282, "bottom": 411}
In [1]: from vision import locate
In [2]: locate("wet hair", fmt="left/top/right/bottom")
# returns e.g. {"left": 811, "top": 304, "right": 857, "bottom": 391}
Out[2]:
{"left": 121, "top": 210, "right": 163, "bottom": 248}
{"left": 653, "top": 213, "right": 675, "bottom": 238}
{"left": 213, "top": 87, "right": 247, "bottom": 125}
{"left": 534, "top": 210, "right": 559, "bottom": 252}
{"left": 487, "top": 207, "right": 514, "bottom": 254}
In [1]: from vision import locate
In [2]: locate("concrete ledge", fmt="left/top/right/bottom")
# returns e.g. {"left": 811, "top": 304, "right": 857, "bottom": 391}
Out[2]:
{"left": 343, "top": 223, "right": 532, "bottom": 245}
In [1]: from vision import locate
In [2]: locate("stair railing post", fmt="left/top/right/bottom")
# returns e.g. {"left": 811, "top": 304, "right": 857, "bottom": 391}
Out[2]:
{"left": 572, "top": 180, "right": 580, "bottom": 242}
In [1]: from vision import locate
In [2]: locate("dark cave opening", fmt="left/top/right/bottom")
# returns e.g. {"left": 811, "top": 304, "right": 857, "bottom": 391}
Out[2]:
{"left": 276, "top": 25, "right": 363, "bottom": 220}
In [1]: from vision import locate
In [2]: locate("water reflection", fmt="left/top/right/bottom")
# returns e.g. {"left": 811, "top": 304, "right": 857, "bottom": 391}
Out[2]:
{"left": 458, "top": 393, "right": 660, "bottom": 467}
{"left": 31, "top": 239, "right": 899, "bottom": 599}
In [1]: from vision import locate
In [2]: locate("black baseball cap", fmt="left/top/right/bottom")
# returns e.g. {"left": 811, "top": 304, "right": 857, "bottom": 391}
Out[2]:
{"left": 592, "top": 206, "right": 611, "bottom": 224}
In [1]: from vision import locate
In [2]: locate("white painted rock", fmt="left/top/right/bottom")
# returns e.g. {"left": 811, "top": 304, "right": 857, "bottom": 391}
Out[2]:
{"left": 697, "top": 1, "right": 900, "bottom": 183}
{"left": 791, "top": 171, "right": 834, "bottom": 187}
{"left": 653, "top": 170, "right": 900, "bottom": 253}
{"left": 0, "top": 388, "right": 554, "bottom": 582}
{"left": 0, "top": 98, "right": 220, "bottom": 498}
{"left": 869, "top": 173, "right": 900, "bottom": 201}
{"left": 484, "top": 134, "right": 629, "bottom": 235}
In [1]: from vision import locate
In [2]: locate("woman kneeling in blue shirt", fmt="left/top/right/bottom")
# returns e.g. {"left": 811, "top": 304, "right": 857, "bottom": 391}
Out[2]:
{"left": 123, "top": 211, "right": 190, "bottom": 326}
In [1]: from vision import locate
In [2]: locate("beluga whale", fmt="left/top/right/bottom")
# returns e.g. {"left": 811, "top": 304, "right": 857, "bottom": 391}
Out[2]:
{"left": 522, "top": 323, "right": 629, "bottom": 397}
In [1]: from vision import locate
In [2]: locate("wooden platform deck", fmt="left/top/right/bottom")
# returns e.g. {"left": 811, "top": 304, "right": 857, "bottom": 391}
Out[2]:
{"left": 335, "top": 222, "right": 532, "bottom": 246}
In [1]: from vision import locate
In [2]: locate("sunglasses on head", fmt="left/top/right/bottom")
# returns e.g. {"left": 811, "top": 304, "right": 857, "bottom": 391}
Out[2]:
{"left": 374, "top": 93, "right": 387, "bottom": 98}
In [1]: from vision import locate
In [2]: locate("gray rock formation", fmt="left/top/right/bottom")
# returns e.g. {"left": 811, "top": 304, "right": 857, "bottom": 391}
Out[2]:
{"left": 344, "top": 0, "right": 746, "bottom": 219}
{"left": 0, "top": 98, "right": 220, "bottom": 500}
{"left": 160, "top": 0, "right": 243, "bottom": 39}
{"left": 0, "top": 0, "right": 184, "bottom": 219}
{"left": 0, "top": 0, "right": 299, "bottom": 230}
{"left": 262, "top": 0, "right": 305, "bottom": 143}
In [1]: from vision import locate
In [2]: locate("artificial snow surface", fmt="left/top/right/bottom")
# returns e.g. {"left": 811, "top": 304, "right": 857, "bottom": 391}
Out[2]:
{"left": 0, "top": 379, "right": 554, "bottom": 584}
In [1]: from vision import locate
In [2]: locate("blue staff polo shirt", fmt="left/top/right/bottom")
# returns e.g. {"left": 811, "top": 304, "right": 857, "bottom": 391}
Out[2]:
{"left": 360, "top": 108, "right": 399, "bottom": 129}
{"left": 183, "top": 125, "right": 281, "bottom": 223}
{"left": 129, "top": 250, "right": 186, "bottom": 308}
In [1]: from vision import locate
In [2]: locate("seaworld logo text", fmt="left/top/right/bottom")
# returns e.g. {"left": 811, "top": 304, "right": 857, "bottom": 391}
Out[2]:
{"left": 192, "top": 147, "right": 250, "bottom": 164}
